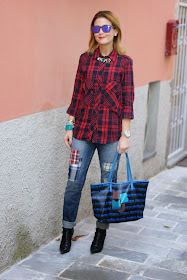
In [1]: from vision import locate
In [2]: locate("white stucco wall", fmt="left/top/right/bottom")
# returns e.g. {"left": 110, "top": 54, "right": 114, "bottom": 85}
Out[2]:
{"left": 0, "top": 79, "right": 172, "bottom": 272}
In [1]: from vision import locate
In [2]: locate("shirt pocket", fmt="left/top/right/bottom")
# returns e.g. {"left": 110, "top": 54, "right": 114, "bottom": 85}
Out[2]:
{"left": 103, "top": 80, "right": 122, "bottom": 114}
{"left": 82, "top": 79, "right": 94, "bottom": 107}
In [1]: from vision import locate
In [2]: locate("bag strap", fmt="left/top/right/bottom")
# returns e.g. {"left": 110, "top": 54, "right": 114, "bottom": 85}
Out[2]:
{"left": 127, "top": 156, "right": 130, "bottom": 182}
{"left": 125, "top": 153, "right": 134, "bottom": 190}
{"left": 108, "top": 153, "right": 119, "bottom": 183}
{"left": 108, "top": 152, "right": 130, "bottom": 182}
{"left": 108, "top": 152, "right": 134, "bottom": 190}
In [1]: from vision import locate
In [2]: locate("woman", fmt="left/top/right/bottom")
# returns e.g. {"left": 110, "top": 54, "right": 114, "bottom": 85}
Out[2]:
{"left": 60, "top": 10, "right": 134, "bottom": 254}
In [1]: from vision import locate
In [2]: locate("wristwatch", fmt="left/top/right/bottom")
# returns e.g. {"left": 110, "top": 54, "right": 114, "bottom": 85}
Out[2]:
{"left": 121, "top": 131, "right": 131, "bottom": 138}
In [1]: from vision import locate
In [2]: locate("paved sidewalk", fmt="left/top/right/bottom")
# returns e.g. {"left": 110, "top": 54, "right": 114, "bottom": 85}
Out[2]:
{"left": 0, "top": 165, "right": 187, "bottom": 280}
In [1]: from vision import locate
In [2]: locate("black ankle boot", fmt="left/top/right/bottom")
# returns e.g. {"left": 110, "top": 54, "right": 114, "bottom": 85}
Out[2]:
{"left": 90, "top": 228, "right": 106, "bottom": 254}
{"left": 59, "top": 227, "right": 74, "bottom": 254}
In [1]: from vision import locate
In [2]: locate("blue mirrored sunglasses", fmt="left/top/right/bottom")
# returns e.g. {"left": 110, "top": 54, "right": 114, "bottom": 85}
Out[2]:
{"left": 92, "top": 25, "right": 115, "bottom": 33}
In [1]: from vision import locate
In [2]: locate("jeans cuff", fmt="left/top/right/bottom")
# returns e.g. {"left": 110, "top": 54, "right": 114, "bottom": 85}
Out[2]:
{"left": 96, "top": 221, "right": 109, "bottom": 230}
{"left": 63, "top": 220, "right": 76, "bottom": 229}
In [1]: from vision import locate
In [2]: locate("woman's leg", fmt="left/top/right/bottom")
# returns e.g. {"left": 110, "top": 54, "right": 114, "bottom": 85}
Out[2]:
{"left": 96, "top": 140, "right": 121, "bottom": 229}
{"left": 90, "top": 141, "right": 121, "bottom": 254}
{"left": 60, "top": 138, "right": 95, "bottom": 254}
{"left": 63, "top": 138, "right": 95, "bottom": 228}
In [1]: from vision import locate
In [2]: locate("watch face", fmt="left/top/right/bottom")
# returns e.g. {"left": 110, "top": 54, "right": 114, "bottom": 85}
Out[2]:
{"left": 125, "top": 131, "right": 130, "bottom": 137}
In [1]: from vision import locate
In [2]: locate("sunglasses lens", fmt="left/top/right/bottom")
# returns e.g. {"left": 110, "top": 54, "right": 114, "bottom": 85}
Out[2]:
{"left": 92, "top": 26, "right": 100, "bottom": 33}
{"left": 102, "top": 25, "right": 111, "bottom": 32}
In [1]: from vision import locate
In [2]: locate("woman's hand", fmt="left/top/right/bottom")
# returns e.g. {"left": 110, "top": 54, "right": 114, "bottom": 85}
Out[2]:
{"left": 64, "top": 130, "right": 73, "bottom": 150}
{"left": 117, "top": 135, "right": 130, "bottom": 154}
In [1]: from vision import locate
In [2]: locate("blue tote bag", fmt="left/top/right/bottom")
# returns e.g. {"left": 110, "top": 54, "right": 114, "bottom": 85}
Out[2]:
{"left": 91, "top": 153, "right": 149, "bottom": 223}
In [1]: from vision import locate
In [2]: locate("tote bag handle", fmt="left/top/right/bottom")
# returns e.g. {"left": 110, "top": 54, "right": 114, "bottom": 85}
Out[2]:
{"left": 108, "top": 152, "right": 134, "bottom": 190}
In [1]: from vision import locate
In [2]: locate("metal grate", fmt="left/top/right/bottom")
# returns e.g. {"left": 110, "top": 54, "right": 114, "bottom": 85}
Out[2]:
{"left": 168, "top": 2, "right": 187, "bottom": 163}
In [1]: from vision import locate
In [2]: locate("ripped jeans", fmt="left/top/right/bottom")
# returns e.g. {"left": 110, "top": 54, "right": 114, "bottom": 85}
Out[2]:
{"left": 63, "top": 137, "right": 121, "bottom": 230}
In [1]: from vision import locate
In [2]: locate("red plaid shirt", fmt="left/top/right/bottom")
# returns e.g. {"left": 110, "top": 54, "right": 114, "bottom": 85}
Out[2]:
{"left": 67, "top": 46, "right": 134, "bottom": 144}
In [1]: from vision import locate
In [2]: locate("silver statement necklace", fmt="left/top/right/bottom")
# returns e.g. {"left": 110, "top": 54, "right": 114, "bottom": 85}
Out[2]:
{"left": 97, "top": 57, "right": 111, "bottom": 63}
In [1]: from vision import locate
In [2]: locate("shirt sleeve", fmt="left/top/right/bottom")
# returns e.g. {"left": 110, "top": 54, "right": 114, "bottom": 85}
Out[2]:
{"left": 121, "top": 57, "right": 134, "bottom": 119}
{"left": 67, "top": 54, "right": 85, "bottom": 116}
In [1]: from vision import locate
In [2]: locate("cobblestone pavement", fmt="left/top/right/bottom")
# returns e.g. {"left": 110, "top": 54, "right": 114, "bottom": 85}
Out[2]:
{"left": 0, "top": 165, "right": 187, "bottom": 280}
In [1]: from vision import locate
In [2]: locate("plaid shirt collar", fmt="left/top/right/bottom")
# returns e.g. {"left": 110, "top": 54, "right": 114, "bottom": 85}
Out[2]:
{"left": 93, "top": 46, "right": 117, "bottom": 61}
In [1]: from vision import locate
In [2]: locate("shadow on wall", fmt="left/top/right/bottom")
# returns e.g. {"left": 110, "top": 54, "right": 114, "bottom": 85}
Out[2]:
{"left": 13, "top": 225, "right": 35, "bottom": 263}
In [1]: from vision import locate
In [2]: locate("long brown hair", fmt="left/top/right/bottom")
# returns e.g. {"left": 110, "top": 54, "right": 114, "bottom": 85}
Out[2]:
{"left": 87, "top": 11, "right": 126, "bottom": 55}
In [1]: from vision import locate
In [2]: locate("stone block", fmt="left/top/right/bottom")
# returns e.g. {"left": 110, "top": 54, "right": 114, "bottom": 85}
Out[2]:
{"left": 144, "top": 204, "right": 154, "bottom": 210}
{"left": 0, "top": 266, "right": 67, "bottom": 280}
{"left": 101, "top": 246, "right": 148, "bottom": 263}
{"left": 177, "top": 234, "right": 187, "bottom": 244}
{"left": 156, "top": 213, "right": 186, "bottom": 223}
{"left": 128, "top": 276, "right": 155, "bottom": 280}
{"left": 0, "top": 266, "right": 39, "bottom": 280}
{"left": 139, "top": 227, "right": 178, "bottom": 241}
{"left": 145, "top": 199, "right": 169, "bottom": 209}
{"left": 133, "top": 233, "right": 184, "bottom": 250}
{"left": 175, "top": 176, "right": 187, "bottom": 183}
{"left": 97, "top": 255, "right": 147, "bottom": 274}
{"left": 152, "top": 258, "right": 187, "bottom": 274}
{"left": 144, "top": 254, "right": 169, "bottom": 266}
{"left": 60, "top": 262, "right": 130, "bottom": 280}
{"left": 78, "top": 253, "right": 105, "bottom": 265}
{"left": 168, "top": 204, "right": 187, "bottom": 212}
{"left": 169, "top": 182, "right": 187, "bottom": 193}
{"left": 146, "top": 192, "right": 158, "bottom": 200}
{"left": 154, "top": 194, "right": 187, "bottom": 207}
{"left": 179, "top": 191, "right": 187, "bottom": 198}
{"left": 154, "top": 206, "right": 187, "bottom": 218}
{"left": 143, "top": 209, "right": 159, "bottom": 217}
{"left": 109, "top": 227, "right": 184, "bottom": 251}
{"left": 39, "top": 240, "right": 61, "bottom": 254}
{"left": 124, "top": 239, "right": 167, "bottom": 256}
{"left": 167, "top": 248, "right": 187, "bottom": 261}
{"left": 110, "top": 222, "right": 143, "bottom": 233}
{"left": 19, "top": 251, "right": 74, "bottom": 275}
{"left": 134, "top": 216, "right": 177, "bottom": 231}
{"left": 172, "top": 222, "right": 187, "bottom": 234}
{"left": 104, "top": 235, "right": 128, "bottom": 248}
{"left": 143, "top": 267, "right": 187, "bottom": 280}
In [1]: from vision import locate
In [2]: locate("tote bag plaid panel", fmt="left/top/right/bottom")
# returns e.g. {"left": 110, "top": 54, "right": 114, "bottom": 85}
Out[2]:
{"left": 91, "top": 153, "right": 149, "bottom": 224}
